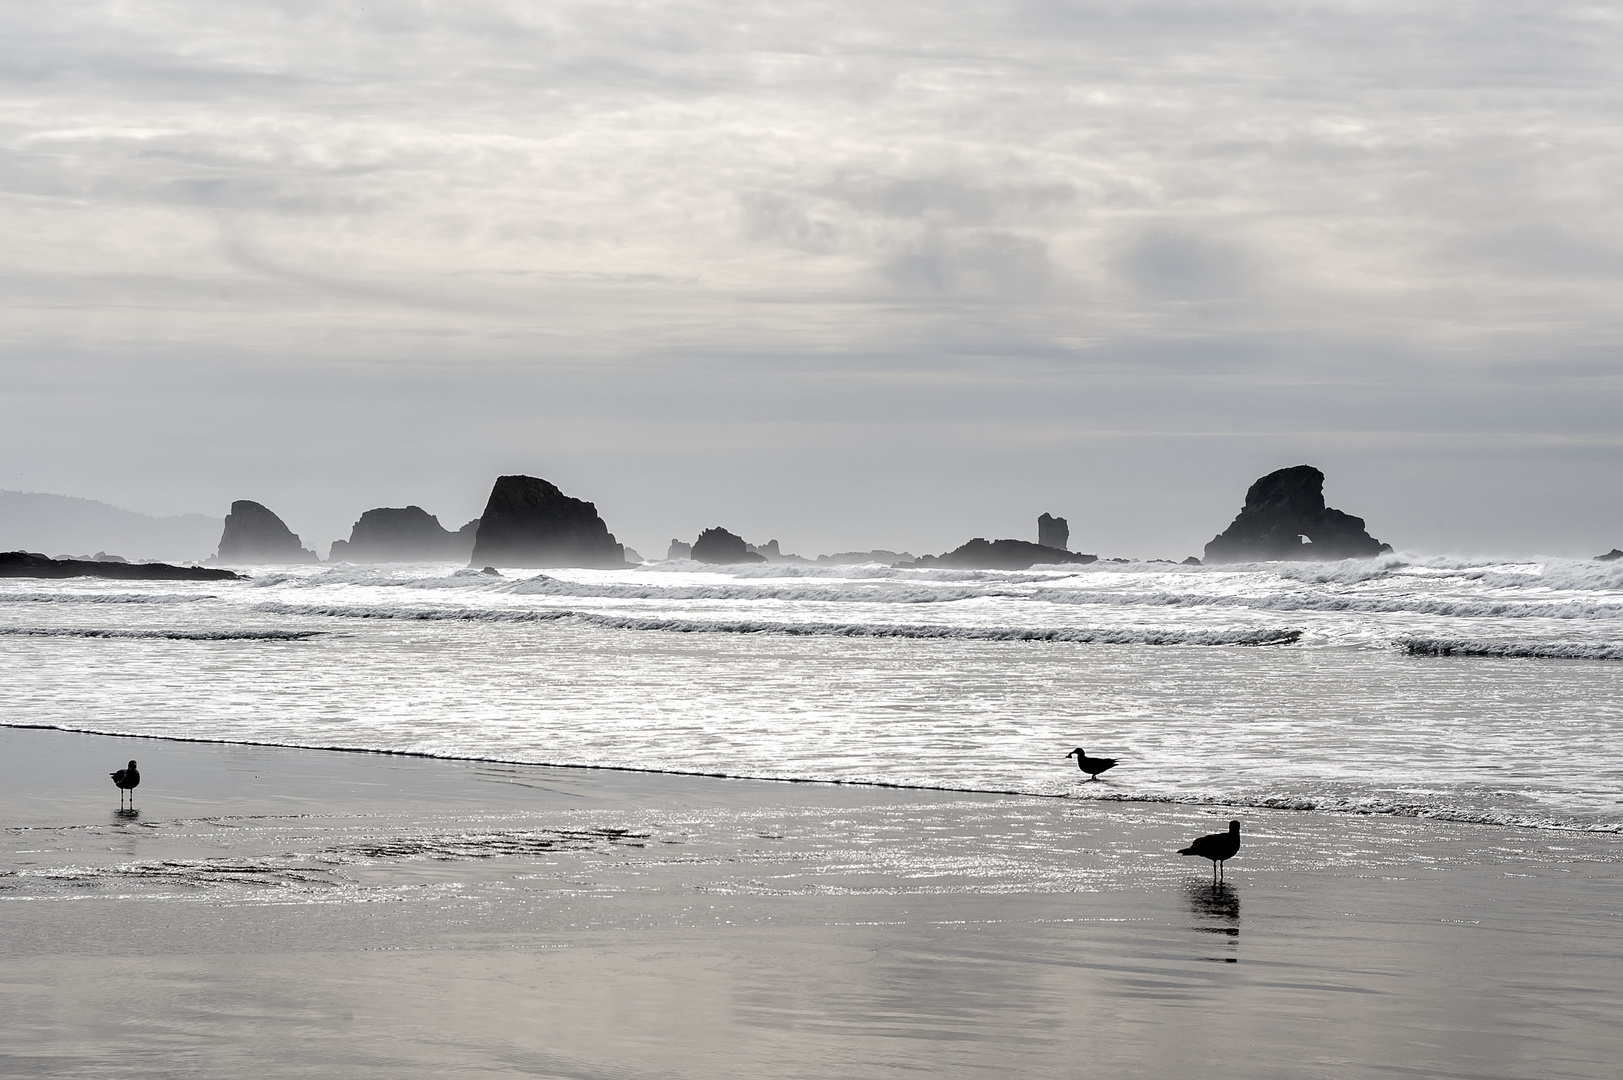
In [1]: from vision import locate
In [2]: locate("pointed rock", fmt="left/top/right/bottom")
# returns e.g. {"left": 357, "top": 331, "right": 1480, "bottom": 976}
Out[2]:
{"left": 215, "top": 501, "right": 318, "bottom": 564}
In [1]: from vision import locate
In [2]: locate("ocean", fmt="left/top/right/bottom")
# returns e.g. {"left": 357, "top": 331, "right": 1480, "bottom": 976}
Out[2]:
{"left": 4, "top": 555, "right": 1621, "bottom": 833}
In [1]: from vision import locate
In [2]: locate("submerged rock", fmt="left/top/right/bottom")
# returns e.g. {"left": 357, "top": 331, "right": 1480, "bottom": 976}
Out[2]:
{"left": 1203, "top": 466, "right": 1390, "bottom": 564}
{"left": 215, "top": 501, "right": 319, "bottom": 564}
{"left": 1597, "top": 549, "right": 1623, "bottom": 562}
{"left": 468, "top": 475, "right": 627, "bottom": 569}
{"left": 691, "top": 527, "right": 767, "bottom": 565}
{"left": 328, "top": 506, "right": 478, "bottom": 563}
{"left": 1037, "top": 513, "right": 1069, "bottom": 550}
{"left": 1, "top": 551, "right": 239, "bottom": 581}
{"left": 906, "top": 538, "right": 1097, "bottom": 571}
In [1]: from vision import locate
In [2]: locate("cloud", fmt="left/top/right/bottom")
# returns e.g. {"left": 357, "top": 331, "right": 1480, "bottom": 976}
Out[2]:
{"left": 1, "top": 1, "right": 1622, "bottom": 554}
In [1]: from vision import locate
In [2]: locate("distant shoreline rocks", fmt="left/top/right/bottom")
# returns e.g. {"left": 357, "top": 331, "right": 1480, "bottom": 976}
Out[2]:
{"left": 214, "top": 500, "right": 319, "bottom": 564}
{"left": 328, "top": 506, "right": 478, "bottom": 564}
{"left": 691, "top": 527, "right": 767, "bottom": 565}
{"left": 1203, "top": 466, "right": 1390, "bottom": 563}
{"left": 902, "top": 538, "right": 1098, "bottom": 571}
{"left": 1, "top": 551, "right": 240, "bottom": 581}
{"left": 1597, "top": 549, "right": 1623, "bottom": 562}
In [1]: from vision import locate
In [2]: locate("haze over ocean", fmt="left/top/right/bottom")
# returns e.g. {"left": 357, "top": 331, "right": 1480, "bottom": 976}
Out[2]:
{"left": 3, "top": 2, "right": 1623, "bottom": 557}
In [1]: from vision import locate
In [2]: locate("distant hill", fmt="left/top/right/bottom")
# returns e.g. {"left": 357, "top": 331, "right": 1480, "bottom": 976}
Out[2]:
{"left": 0, "top": 490, "right": 222, "bottom": 563}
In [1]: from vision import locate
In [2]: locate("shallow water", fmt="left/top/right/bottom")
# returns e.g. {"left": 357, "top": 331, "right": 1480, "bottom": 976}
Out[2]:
{"left": 3, "top": 556, "right": 1621, "bottom": 831}
{"left": 3, "top": 729, "right": 1620, "bottom": 1080}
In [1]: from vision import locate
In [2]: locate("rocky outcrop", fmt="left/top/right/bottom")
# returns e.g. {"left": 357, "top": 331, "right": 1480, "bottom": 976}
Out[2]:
{"left": 667, "top": 539, "right": 693, "bottom": 560}
{"left": 468, "top": 475, "right": 627, "bottom": 568}
{"left": 328, "top": 506, "right": 478, "bottom": 563}
{"left": 906, "top": 539, "right": 1097, "bottom": 571}
{"left": 691, "top": 527, "right": 767, "bottom": 565}
{"left": 816, "top": 550, "right": 914, "bottom": 565}
{"left": 2, "top": 551, "right": 240, "bottom": 580}
{"left": 1203, "top": 466, "right": 1390, "bottom": 564}
{"left": 1038, "top": 513, "right": 1069, "bottom": 550}
{"left": 215, "top": 501, "right": 319, "bottom": 564}
{"left": 1597, "top": 549, "right": 1623, "bottom": 562}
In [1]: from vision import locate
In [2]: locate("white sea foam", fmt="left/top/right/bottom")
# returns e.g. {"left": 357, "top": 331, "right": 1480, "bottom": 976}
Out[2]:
{"left": 6, "top": 554, "right": 1623, "bottom": 833}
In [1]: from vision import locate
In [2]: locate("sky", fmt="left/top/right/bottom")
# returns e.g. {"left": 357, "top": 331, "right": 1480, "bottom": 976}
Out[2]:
{"left": 3, "top": 1, "right": 1622, "bottom": 560}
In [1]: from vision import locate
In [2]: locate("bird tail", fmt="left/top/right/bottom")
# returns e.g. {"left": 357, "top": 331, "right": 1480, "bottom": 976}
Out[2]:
{"left": 1177, "top": 846, "right": 1196, "bottom": 855}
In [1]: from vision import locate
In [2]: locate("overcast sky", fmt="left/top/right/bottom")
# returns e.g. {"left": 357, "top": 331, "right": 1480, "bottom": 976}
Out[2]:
{"left": 3, "top": 1, "right": 1622, "bottom": 559}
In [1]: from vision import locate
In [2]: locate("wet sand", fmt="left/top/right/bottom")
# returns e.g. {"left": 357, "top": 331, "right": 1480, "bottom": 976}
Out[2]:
{"left": 2, "top": 725, "right": 1620, "bottom": 1079}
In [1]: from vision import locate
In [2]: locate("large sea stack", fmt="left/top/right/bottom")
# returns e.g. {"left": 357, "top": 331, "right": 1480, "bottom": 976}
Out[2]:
{"left": 468, "top": 475, "right": 627, "bottom": 568}
{"left": 215, "top": 501, "right": 319, "bottom": 564}
{"left": 1203, "top": 466, "right": 1390, "bottom": 563}
{"left": 691, "top": 527, "right": 767, "bottom": 565}
{"left": 328, "top": 506, "right": 478, "bottom": 563}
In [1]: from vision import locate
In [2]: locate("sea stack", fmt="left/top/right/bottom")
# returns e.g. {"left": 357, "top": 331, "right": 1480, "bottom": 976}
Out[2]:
{"left": 667, "top": 539, "right": 693, "bottom": 560}
{"left": 1596, "top": 549, "right": 1623, "bottom": 562}
{"left": 691, "top": 527, "right": 767, "bottom": 565}
{"left": 215, "top": 501, "right": 319, "bottom": 564}
{"left": 328, "top": 507, "right": 479, "bottom": 563}
{"left": 1038, "top": 513, "right": 1069, "bottom": 550}
{"left": 907, "top": 538, "right": 1097, "bottom": 571}
{"left": 1203, "top": 466, "right": 1390, "bottom": 563}
{"left": 468, "top": 475, "right": 627, "bottom": 569}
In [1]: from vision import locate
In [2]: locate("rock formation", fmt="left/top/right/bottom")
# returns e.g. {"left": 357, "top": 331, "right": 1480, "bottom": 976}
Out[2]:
{"left": 1597, "top": 549, "right": 1623, "bottom": 562}
{"left": 214, "top": 501, "right": 319, "bottom": 564}
{"left": 817, "top": 550, "right": 915, "bottom": 565}
{"left": 468, "top": 475, "right": 627, "bottom": 568}
{"left": 906, "top": 539, "right": 1098, "bottom": 571}
{"left": 691, "top": 527, "right": 767, "bottom": 565}
{"left": 2, "top": 551, "right": 239, "bottom": 581}
{"left": 1038, "top": 513, "right": 1069, "bottom": 550}
{"left": 667, "top": 539, "right": 693, "bottom": 560}
{"left": 327, "top": 506, "right": 479, "bottom": 563}
{"left": 1203, "top": 466, "right": 1390, "bottom": 563}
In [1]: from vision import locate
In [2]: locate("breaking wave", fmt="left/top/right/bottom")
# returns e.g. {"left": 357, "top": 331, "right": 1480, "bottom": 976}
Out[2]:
{"left": 0, "top": 627, "right": 321, "bottom": 641}
{"left": 0, "top": 592, "right": 211, "bottom": 604}
{"left": 252, "top": 601, "right": 1300, "bottom": 646}
{"left": 1399, "top": 636, "right": 1623, "bottom": 661}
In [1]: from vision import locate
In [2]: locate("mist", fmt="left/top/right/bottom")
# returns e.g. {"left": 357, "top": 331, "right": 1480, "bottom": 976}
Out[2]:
{"left": 3, "top": 1, "right": 1622, "bottom": 559}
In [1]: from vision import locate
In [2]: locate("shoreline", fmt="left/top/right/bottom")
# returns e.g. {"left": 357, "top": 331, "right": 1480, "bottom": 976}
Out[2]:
{"left": 4, "top": 725, "right": 1621, "bottom": 1078}
{"left": 8, "top": 719, "right": 1619, "bottom": 835}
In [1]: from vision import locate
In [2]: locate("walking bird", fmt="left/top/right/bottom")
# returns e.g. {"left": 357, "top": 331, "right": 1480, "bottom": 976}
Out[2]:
{"left": 1065, "top": 747, "right": 1118, "bottom": 781}
{"left": 1180, "top": 820, "right": 1241, "bottom": 881}
{"left": 111, "top": 760, "right": 140, "bottom": 809}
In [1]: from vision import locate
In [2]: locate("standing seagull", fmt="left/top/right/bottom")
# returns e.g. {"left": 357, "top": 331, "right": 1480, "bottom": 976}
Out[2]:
{"left": 111, "top": 760, "right": 140, "bottom": 810}
{"left": 1065, "top": 747, "right": 1118, "bottom": 781}
{"left": 1180, "top": 820, "right": 1241, "bottom": 881}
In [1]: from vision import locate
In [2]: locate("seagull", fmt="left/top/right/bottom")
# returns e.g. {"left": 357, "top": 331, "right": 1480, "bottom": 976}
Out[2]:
{"left": 111, "top": 760, "right": 140, "bottom": 810}
{"left": 1180, "top": 820, "right": 1241, "bottom": 881}
{"left": 1065, "top": 747, "right": 1118, "bottom": 781}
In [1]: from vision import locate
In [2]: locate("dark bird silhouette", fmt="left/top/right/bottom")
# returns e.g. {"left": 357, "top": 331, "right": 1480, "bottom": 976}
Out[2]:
{"left": 1180, "top": 820, "right": 1241, "bottom": 881}
{"left": 111, "top": 760, "right": 140, "bottom": 809}
{"left": 1065, "top": 747, "right": 1118, "bottom": 781}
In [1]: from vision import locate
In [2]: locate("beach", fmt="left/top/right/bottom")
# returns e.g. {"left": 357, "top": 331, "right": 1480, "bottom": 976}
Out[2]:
{"left": 3, "top": 725, "right": 1619, "bottom": 1079}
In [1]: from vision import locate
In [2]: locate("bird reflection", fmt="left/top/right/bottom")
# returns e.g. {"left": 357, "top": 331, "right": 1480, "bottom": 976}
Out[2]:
{"left": 1184, "top": 880, "right": 1240, "bottom": 961}
{"left": 113, "top": 808, "right": 141, "bottom": 821}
